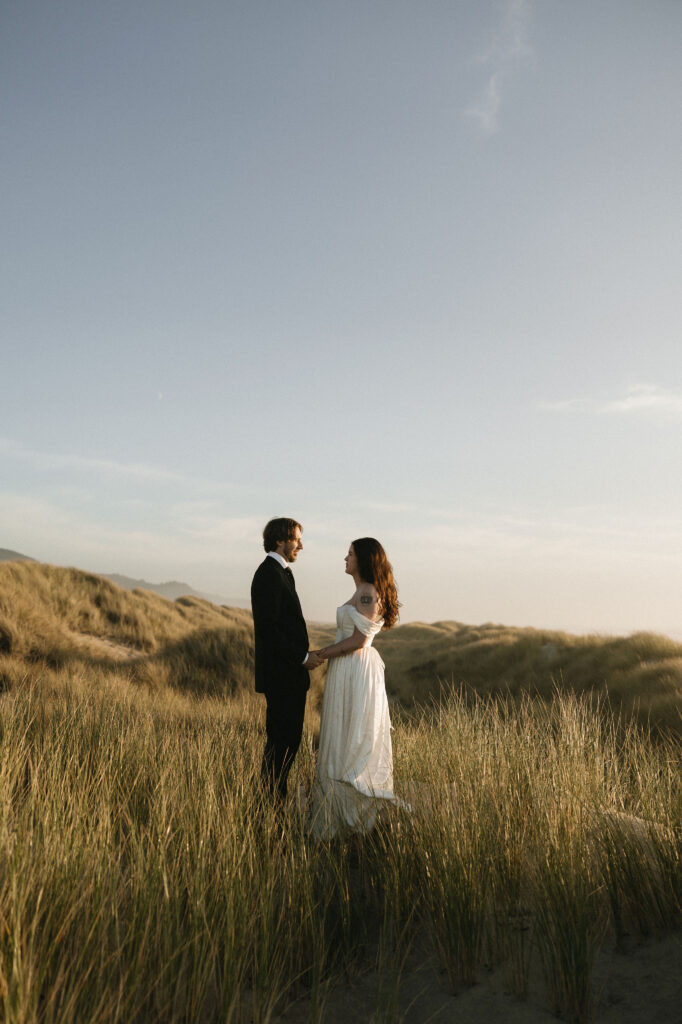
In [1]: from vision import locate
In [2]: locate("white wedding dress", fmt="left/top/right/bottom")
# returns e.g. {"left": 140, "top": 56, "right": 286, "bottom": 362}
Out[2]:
{"left": 310, "top": 603, "right": 401, "bottom": 839}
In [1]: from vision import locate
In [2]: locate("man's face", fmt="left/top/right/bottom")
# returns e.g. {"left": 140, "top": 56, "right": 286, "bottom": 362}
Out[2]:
{"left": 277, "top": 527, "right": 303, "bottom": 563}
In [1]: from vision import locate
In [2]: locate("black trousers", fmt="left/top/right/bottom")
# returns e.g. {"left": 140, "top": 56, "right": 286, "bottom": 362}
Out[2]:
{"left": 261, "top": 687, "right": 308, "bottom": 802}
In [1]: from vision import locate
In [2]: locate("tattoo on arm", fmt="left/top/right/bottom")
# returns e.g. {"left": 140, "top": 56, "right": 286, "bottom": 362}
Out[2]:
{"left": 360, "top": 595, "right": 373, "bottom": 605}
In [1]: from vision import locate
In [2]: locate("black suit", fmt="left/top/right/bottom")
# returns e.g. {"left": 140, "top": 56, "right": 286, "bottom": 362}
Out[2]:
{"left": 251, "top": 556, "right": 310, "bottom": 801}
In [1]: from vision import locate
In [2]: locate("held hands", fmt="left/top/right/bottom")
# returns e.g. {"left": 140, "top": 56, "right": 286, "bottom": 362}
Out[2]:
{"left": 305, "top": 650, "right": 325, "bottom": 671}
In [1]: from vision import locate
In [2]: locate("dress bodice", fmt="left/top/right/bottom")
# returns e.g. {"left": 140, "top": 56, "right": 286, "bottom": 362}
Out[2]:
{"left": 335, "top": 604, "right": 383, "bottom": 646}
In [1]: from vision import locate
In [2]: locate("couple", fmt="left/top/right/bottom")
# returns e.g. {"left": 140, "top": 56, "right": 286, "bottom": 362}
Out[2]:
{"left": 251, "top": 517, "right": 401, "bottom": 838}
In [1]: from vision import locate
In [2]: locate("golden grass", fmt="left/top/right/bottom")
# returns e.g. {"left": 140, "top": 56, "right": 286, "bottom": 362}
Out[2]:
{"left": 0, "top": 561, "right": 333, "bottom": 706}
{"left": 376, "top": 620, "right": 682, "bottom": 734}
{"left": 0, "top": 678, "right": 678, "bottom": 1024}
{"left": 0, "top": 558, "right": 254, "bottom": 656}
{"left": 0, "top": 561, "right": 679, "bottom": 1021}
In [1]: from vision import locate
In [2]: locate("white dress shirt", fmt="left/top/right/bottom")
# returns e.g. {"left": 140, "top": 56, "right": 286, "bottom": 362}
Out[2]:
{"left": 267, "top": 551, "right": 288, "bottom": 570}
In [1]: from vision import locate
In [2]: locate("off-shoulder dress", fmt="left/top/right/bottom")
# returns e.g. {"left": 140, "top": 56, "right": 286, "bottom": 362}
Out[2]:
{"left": 310, "top": 603, "right": 402, "bottom": 838}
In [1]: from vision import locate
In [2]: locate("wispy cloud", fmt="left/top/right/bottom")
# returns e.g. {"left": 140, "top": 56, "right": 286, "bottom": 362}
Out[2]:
{"left": 600, "top": 383, "right": 682, "bottom": 417}
{"left": 4, "top": 488, "right": 682, "bottom": 634}
{"left": 541, "top": 384, "right": 682, "bottom": 420}
{"left": 465, "top": 74, "right": 502, "bottom": 136}
{"left": 538, "top": 397, "right": 591, "bottom": 414}
{"left": 465, "top": 0, "right": 534, "bottom": 136}
{"left": 0, "top": 438, "right": 185, "bottom": 483}
{"left": 0, "top": 491, "right": 262, "bottom": 579}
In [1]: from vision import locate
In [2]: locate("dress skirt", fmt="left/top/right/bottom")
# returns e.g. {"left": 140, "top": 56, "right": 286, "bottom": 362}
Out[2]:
{"left": 310, "top": 644, "right": 397, "bottom": 839}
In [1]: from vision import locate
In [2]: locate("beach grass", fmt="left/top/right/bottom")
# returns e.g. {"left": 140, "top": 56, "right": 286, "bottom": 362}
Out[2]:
{"left": 0, "top": 674, "right": 679, "bottom": 1024}
{"left": 0, "top": 559, "right": 680, "bottom": 1021}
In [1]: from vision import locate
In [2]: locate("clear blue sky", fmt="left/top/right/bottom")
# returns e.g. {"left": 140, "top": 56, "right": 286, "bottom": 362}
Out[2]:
{"left": 2, "top": 1, "right": 681, "bottom": 635}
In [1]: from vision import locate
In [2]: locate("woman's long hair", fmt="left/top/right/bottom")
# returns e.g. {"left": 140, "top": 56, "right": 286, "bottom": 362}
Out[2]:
{"left": 352, "top": 537, "right": 400, "bottom": 629}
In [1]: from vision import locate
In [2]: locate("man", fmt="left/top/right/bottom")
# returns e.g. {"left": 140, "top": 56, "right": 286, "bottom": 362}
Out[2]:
{"left": 251, "top": 517, "right": 322, "bottom": 803}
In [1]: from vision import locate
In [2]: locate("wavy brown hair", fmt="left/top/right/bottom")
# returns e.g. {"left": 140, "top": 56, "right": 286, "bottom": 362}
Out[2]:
{"left": 262, "top": 517, "right": 302, "bottom": 553}
{"left": 352, "top": 537, "right": 400, "bottom": 629}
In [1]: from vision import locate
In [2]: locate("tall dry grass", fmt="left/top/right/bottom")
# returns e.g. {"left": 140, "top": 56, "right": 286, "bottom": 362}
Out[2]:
{"left": 0, "top": 561, "right": 333, "bottom": 706}
{"left": 0, "top": 672, "right": 679, "bottom": 1024}
{"left": 0, "top": 559, "right": 680, "bottom": 1021}
{"left": 376, "top": 619, "right": 682, "bottom": 734}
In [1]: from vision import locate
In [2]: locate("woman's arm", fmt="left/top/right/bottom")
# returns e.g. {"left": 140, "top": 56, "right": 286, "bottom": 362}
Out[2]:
{"left": 315, "top": 626, "right": 368, "bottom": 661}
{"left": 356, "top": 584, "right": 381, "bottom": 622}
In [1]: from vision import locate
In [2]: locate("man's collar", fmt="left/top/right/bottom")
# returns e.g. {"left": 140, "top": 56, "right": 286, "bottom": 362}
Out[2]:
{"left": 267, "top": 551, "right": 289, "bottom": 570}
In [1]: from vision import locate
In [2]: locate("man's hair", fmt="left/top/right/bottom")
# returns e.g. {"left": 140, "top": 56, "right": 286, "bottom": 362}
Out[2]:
{"left": 262, "top": 517, "right": 302, "bottom": 553}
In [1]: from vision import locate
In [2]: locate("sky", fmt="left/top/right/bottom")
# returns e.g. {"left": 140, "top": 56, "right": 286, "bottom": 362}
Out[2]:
{"left": 2, "top": 0, "right": 681, "bottom": 637}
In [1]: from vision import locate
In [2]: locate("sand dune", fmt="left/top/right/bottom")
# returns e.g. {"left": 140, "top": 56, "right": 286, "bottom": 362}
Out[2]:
{"left": 1, "top": 560, "right": 680, "bottom": 733}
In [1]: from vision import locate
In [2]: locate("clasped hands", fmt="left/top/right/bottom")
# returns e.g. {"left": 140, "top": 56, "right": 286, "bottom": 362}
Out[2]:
{"left": 305, "top": 648, "right": 328, "bottom": 671}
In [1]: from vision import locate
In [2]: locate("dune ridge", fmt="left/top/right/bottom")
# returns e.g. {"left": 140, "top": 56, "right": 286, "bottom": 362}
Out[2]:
{"left": 1, "top": 560, "right": 681, "bottom": 734}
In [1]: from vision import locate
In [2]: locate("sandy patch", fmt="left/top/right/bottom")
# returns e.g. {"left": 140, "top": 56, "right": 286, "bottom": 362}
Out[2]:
{"left": 277, "top": 929, "right": 681, "bottom": 1023}
{"left": 67, "top": 630, "right": 142, "bottom": 662}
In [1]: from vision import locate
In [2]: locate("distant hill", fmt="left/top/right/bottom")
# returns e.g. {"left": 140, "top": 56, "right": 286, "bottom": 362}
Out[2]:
{"left": 0, "top": 548, "right": 35, "bottom": 563}
{"left": 0, "top": 547, "right": 248, "bottom": 608}
{"left": 100, "top": 572, "right": 248, "bottom": 608}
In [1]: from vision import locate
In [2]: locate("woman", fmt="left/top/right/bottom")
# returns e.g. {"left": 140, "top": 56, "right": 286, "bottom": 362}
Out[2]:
{"left": 309, "top": 537, "right": 403, "bottom": 839}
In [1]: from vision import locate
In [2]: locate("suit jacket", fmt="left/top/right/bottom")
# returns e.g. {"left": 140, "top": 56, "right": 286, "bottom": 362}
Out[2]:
{"left": 251, "top": 556, "right": 310, "bottom": 695}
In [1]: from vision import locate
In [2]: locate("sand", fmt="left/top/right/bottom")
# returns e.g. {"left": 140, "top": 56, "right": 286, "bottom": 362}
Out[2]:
{"left": 276, "top": 929, "right": 682, "bottom": 1023}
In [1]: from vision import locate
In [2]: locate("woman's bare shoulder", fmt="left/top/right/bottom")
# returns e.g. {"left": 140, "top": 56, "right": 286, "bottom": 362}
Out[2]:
{"left": 355, "top": 581, "right": 379, "bottom": 616}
